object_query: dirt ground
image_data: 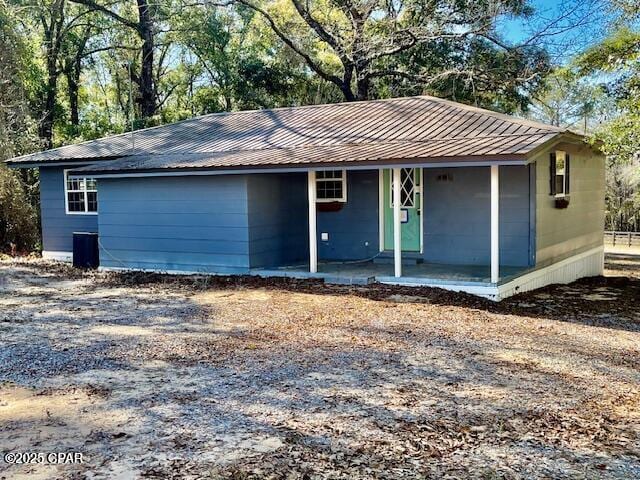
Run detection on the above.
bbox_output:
[0,254,639,479]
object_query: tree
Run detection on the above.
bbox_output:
[61,24,92,131]
[175,4,329,113]
[69,0,160,120]
[527,68,609,132]
[576,3,640,231]
[229,0,552,106]
[0,1,41,252]
[15,0,103,147]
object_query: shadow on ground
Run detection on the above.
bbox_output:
[0,256,639,479]
[92,253,640,333]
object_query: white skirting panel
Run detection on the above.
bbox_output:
[380,245,605,301]
[42,251,73,262]
[495,245,604,301]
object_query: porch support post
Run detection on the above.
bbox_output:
[308,170,318,273]
[393,167,402,278]
[490,165,499,284]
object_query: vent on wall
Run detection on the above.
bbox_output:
[436,173,453,182]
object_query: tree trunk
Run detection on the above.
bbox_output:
[137,0,156,120]
[66,55,81,128]
[356,79,369,100]
[41,60,58,149]
[340,64,356,101]
[40,0,65,149]
[355,66,370,101]
[66,31,89,130]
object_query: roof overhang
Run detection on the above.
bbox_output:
[6,157,121,169]
[69,155,528,178]
[523,131,596,162]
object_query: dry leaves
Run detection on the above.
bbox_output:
[0,257,639,479]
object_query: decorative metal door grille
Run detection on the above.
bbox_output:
[390,168,416,208]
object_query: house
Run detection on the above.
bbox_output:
[6,95,605,300]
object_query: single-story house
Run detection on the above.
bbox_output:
[6,95,605,300]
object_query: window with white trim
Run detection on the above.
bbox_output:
[316,170,347,202]
[550,150,570,197]
[65,171,98,214]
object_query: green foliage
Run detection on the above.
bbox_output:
[0,165,40,253]
[527,68,609,131]
[577,28,640,108]
[575,3,640,231]
[590,113,640,231]
[235,0,550,107]
[3,0,637,242]
[380,37,550,114]
[0,2,40,252]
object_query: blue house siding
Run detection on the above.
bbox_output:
[423,165,531,267]
[317,170,380,261]
[98,175,251,273]
[247,173,308,268]
[86,166,529,274]
[40,166,98,253]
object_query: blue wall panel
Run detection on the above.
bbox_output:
[98,175,251,273]
[84,166,530,273]
[423,165,531,267]
[317,170,379,260]
[39,166,98,252]
[247,173,308,268]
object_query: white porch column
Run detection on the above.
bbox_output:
[490,165,499,284]
[308,170,318,273]
[393,168,402,277]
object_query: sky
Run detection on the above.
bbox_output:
[497,0,608,63]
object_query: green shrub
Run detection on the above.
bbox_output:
[0,164,39,253]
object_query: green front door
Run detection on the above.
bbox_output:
[383,168,422,252]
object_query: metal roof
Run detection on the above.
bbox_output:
[7,95,574,172]
[72,134,558,175]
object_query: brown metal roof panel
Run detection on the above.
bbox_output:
[412,104,461,139]
[450,113,492,138]
[503,134,556,154]
[483,133,549,155]
[447,135,506,157]
[7,95,570,165]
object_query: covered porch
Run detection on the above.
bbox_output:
[246,162,536,298]
[299,163,533,286]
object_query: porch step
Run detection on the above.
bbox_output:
[373,251,423,266]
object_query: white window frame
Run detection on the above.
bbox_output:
[389,167,417,208]
[315,169,347,203]
[554,150,568,198]
[64,169,98,215]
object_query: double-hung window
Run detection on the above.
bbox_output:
[316,170,347,202]
[65,171,98,214]
[550,150,570,197]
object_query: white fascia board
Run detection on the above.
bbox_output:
[77,160,526,179]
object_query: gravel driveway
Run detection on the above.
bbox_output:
[0,257,639,479]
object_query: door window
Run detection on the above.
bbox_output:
[390,168,416,208]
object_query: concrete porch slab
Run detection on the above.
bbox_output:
[250,261,528,286]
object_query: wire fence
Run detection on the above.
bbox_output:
[605,231,640,247]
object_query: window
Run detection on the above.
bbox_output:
[316,170,347,202]
[550,150,570,197]
[65,171,98,214]
[390,168,417,208]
